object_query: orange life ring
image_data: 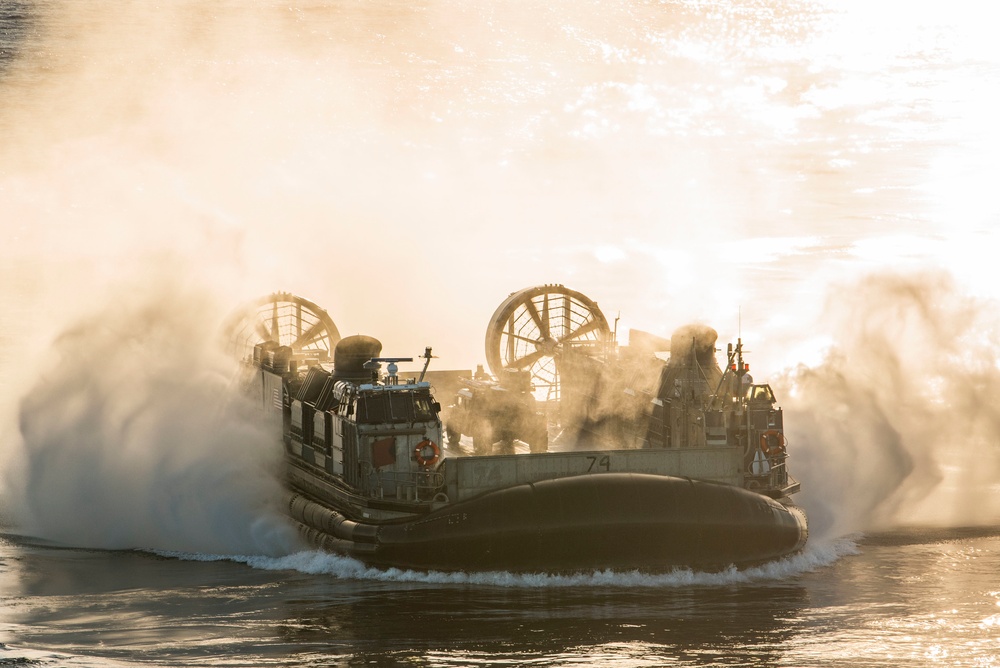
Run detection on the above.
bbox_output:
[414,439,440,467]
[760,430,786,456]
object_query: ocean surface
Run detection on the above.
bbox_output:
[3,0,1000,666]
[1,530,998,667]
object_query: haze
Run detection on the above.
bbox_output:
[1,0,999,549]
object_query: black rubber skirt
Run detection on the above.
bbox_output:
[293,473,808,573]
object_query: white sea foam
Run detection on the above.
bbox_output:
[166,536,859,589]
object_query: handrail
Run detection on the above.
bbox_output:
[372,469,445,501]
[745,452,789,492]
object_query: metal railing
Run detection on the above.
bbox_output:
[745,453,789,492]
[369,468,445,502]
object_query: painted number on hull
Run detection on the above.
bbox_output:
[586,455,611,472]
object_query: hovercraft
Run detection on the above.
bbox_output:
[229,288,807,573]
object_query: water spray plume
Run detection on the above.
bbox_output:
[9,281,301,555]
[780,270,1000,538]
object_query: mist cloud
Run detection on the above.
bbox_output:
[7,279,300,555]
[778,270,1000,538]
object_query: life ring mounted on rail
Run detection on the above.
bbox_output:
[414,439,440,467]
[760,430,786,456]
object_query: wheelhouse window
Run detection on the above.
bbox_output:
[356,394,388,423]
[746,384,776,404]
[389,393,413,421]
[413,390,435,421]
[356,390,437,424]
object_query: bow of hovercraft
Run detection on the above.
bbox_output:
[372,472,807,573]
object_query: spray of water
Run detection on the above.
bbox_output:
[170,537,857,588]
[7,274,300,555]
[778,270,1000,539]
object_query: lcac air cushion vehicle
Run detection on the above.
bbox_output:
[228,288,806,573]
